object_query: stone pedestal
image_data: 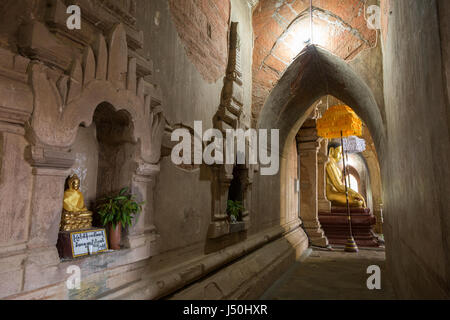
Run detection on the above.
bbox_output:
[56,228,108,259]
[318,207,380,247]
[297,120,328,247]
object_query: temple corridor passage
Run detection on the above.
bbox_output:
[260,248,396,300]
[0,0,449,300]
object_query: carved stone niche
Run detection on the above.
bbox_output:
[23,22,164,269]
[207,21,254,241]
[207,162,253,241]
[97,101,162,247]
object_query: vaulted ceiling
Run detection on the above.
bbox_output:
[252,0,378,122]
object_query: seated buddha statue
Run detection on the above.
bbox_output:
[60,174,93,231]
[326,146,366,208]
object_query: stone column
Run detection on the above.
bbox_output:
[318,139,332,213]
[297,120,329,247]
[238,165,253,224]
[0,124,32,298]
[126,162,160,252]
[0,51,41,297]
[208,165,233,238]
[24,146,75,291]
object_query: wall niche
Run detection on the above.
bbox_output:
[68,102,137,249]
[93,103,136,199]
[227,164,246,221]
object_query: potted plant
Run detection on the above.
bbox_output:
[226,200,244,223]
[96,187,144,250]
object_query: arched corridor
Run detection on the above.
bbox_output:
[0,0,449,303]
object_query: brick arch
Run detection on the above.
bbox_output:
[252,0,377,123]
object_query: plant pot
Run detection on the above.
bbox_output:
[108,222,122,250]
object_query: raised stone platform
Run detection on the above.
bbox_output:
[318,207,380,247]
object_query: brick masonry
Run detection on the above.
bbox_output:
[169,0,231,83]
[252,0,377,124]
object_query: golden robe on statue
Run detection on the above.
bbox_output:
[60,174,93,231]
[326,146,366,208]
[63,188,88,212]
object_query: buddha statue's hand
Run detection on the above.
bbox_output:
[349,192,365,207]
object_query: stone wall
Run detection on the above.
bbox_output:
[382,0,450,298]
[71,125,99,207]
[168,0,230,83]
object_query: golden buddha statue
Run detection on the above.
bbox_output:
[326,146,366,208]
[60,174,93,231]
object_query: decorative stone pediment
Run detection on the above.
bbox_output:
[27,23,165,167]
[208,22,253,240]
[214,22,244,132]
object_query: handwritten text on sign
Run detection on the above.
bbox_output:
[70,229,108,257]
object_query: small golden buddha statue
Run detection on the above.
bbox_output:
[60,174,93,231]
[326,146,366,208]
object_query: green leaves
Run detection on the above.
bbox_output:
[96,187,145,229]
[226,200,244,222]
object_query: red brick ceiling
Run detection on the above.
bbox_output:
[252,0,377,123]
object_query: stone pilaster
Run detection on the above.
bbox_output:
[208,165,233,238]
[24,148,75,291]
[297,120,329,247]
[361,150,384,235]
[374,202,384,234]
[126,162,160,251]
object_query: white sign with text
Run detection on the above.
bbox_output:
[70,229,108,257]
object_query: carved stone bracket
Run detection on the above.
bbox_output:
[25,146,75,169]
[135,161,160,178]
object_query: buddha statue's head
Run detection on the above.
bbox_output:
[67,174,81,191]
[329,146,343,162]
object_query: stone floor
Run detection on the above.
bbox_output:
[260,247,397,300]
